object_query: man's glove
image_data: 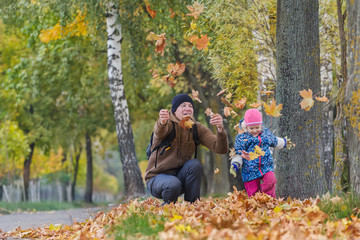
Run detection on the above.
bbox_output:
[230,163,240,178]
[285,136,296,149]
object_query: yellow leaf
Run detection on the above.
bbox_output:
[190,21,197,30]
[299,89,314,111]
[249,152,259,160]
[249,102,261,108]
[254,146,265,156]
[180,116,194,129]
[49,224,62,231]
[263,99,283,117]
[273,206,282,213]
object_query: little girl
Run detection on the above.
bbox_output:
[230,108,292,198]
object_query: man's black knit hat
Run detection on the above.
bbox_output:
[171,94,194,113]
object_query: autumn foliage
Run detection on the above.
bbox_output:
[2,189,360,239]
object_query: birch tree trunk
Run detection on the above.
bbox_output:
[345,0,360,194]
[106,3,145,198]
[275,0,326,199]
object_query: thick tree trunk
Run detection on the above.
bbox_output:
[71,146,82,201]
[106,2,145,199]
[345,0,360,194]
[84,134,93,203]
[331,0,348,194]
[23,142,35,201]
[275,0,326,199]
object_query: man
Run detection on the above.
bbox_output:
[145,93,229,203]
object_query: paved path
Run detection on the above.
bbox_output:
[0,207,106,233]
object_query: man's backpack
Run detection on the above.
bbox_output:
[146,121,200,167]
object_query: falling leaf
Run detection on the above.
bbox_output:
[192,90,202,103]
[149,69,160,78]
[146,5,157,18]
[196,35,210,50]
[250,102,262,108]
[299,89,314,111]
[186,1,204,20]
[225,92,232,100]
[146,32,159,41]
[230,110,238,117]
[162,75,176,88]
[217,88,227,96]
[214,168,220,174]
[234,125,244,135]
[188,35,199,43]
[179,116,194,129]
[204,108,214,117]
[315,96,329,102]
[167,62,185,76]
[263,99,283,117]
[234,98,247,109]
[221,97,234,108]
[169,8,175,18]
[260,91,274,96]
[224,107,232,117]
[155,33,167,56]
[330,196,343,204]
[190,21,197,30]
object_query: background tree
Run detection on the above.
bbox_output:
[275,0,326,198]
[345,0,360,195]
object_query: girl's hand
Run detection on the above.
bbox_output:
[241,150,250,161]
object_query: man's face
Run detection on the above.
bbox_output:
[247,124,262,137]
[174,102,194,120]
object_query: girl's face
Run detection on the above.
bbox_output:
[247,124,262,137]
[174,102,194,120]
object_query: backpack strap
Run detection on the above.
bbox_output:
[153,121,176,168]
[192,123,200,159]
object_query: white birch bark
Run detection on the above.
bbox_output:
[106,2,145,198]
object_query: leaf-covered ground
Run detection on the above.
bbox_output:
[1,189,360,239]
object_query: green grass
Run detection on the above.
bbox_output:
[110,213,165,240]
[0,201,110,213]
[318,191,360,221]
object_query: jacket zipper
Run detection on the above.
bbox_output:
[258,135,263,176]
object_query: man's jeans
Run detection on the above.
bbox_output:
[146,159,203,203]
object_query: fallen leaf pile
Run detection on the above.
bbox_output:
[2,189,360,239]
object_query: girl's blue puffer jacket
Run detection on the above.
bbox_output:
[234,125,280,183]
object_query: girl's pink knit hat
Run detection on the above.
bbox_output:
[244,109,263,126]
